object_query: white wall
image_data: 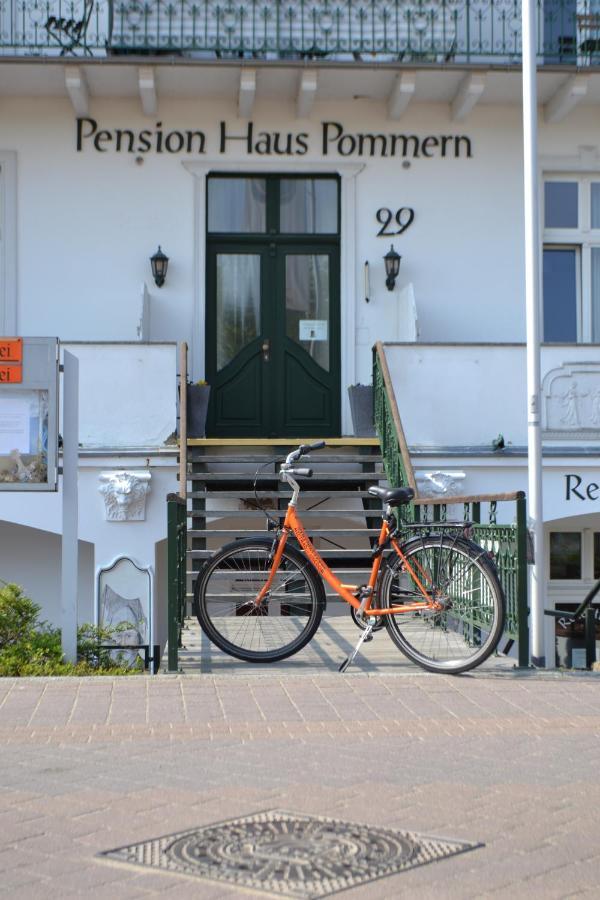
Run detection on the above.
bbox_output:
[384,343,600,449]
[63,342,177,448]
[0,97,530,381]
[3,96,600,381]
[0,522,94,624]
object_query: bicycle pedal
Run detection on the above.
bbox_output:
[338,657,350,673]
[363,633,374,643]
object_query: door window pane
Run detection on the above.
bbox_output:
[285,255,330,371]
[550,532,581,579]
[280,179,338,234]
[543,247,578,342]
[216,254,260,370]
[544,181,578,228]
[208,178,266,233]
[591,183,600,228]
[592,247,600,342]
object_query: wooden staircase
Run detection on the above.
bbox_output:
[186,437,386,617]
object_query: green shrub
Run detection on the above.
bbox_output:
[0,582,144,677]
[0,583,41,649]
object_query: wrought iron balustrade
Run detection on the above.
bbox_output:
[0,0,598,64]
[373,341,529,666]
[167,492,187,672]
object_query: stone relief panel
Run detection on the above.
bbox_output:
[543,363,600,438]
[415,471,466,497]
[98,471,152,521]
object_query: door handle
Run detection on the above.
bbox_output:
[262,338,270,363]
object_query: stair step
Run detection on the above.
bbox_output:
[187,473,383,483]
[189,549,390,560]
[187,455,382,464]
[188,490,387,499]
[188,528,379,537]
[188,509,383,518]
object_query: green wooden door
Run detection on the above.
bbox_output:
[206,176,340,438]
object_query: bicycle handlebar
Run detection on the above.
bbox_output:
[285,441,326,464]
[287,467,313,478]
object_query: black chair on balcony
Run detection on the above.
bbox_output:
[44,0,95,55]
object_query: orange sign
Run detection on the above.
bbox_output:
[0,338,22,363]
[0,365,22,384]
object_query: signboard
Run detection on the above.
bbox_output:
[0,338,23,362]
[0,337,59,491]
[0,337,23,383]
[0,365,23,384]
[299,320,328,341]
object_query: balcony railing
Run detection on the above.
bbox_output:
[1,0,599,65]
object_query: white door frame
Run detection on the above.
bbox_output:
[183,159,364,436]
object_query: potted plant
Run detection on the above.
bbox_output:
[186,379,211,438]
[347,383,375,437]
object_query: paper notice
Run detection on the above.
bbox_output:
[0,397,30,454]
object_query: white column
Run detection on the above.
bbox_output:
[522,0,546,666]
[61,350,79,663]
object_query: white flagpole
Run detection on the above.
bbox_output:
[522,0,546,666]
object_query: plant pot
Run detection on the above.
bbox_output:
[348,384,375,437]
[186,384,211,438]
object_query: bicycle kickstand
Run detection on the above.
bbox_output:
[339,624,374,674]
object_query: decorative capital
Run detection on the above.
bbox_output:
[98,471,151,521]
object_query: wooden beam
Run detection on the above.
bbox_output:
[138,66,158,117]
[238,69,256,119]
[451,73,486,122]
[65,66,89,116]
[544,75,588,124]
[296,70,318,119]
[387,72,416,121]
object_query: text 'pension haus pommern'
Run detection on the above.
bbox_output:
[76,119,473,159]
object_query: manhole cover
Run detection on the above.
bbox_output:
[100,810,481,897]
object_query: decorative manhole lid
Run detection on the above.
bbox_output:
[100,810,481,897]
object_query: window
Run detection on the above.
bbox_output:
[543,177,600,343]
[550,532,581,579]
[550,530,600,581]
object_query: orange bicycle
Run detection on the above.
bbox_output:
[194,441,506,674]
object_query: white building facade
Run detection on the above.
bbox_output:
[1,0,599,663]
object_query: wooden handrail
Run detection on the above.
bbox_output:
[414,490,526,506]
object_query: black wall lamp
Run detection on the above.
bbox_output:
[150,246,169,288]
[384,244,401,291]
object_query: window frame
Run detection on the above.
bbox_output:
[548,528,599,584]
[543,174,600,343]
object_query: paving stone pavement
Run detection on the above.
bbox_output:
[1,669,600,898]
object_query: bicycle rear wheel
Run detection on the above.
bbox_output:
[194,538,325,663]
[380,535,505,674]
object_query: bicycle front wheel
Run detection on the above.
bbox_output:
[380,535,505,674]
[194,538,325,663]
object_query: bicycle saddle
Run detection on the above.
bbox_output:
[368,486,415,505]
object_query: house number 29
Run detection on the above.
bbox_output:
[376,207,415,236]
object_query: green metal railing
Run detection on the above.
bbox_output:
[167,492,187,672]
[2,0,599,64]
[373,341,529,667]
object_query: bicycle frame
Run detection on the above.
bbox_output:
[256,491,439,617]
